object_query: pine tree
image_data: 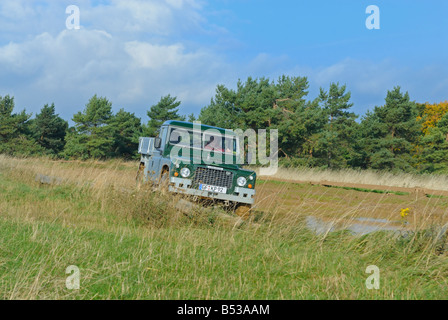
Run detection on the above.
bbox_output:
[63,95,114,159]
[187,113,196,122]
[313,83,358,168]
[270,76,317,160]
[109,109,142,159]
[199,75,317,163]
[31,103,68,155]
[359,87,420,172]
[199,84,240,128]
[0,95,26,143]
[143,95,185,137]
[418,112,448,173]
[0,95,43,156]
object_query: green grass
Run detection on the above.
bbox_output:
[258,178,410,195]
[426,194,448,199]
[323,184,410,196]
[0,159,447,299]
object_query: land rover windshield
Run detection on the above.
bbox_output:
[168,127,238,155]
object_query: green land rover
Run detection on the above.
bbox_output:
[137,120,256,216]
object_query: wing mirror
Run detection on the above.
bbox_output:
[154,137,162,149]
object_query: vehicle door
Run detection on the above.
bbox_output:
[149,126,168,181]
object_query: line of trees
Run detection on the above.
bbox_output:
[1,75,448,173]
[199,76,448,174]
[0,93,185,160]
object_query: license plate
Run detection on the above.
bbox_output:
[199,184,227,194]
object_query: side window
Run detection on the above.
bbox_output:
[169,128,191,146]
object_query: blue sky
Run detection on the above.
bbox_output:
[0,0,447,124]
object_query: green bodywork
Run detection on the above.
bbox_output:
[138,120,256,205]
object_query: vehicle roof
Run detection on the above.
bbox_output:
[162,120,235,135]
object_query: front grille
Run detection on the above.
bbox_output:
[193,167,233,189]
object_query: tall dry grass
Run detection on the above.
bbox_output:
[0,155,447,299]
[256,166,448,191]
[0,154,137,190]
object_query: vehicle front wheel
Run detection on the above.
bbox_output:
[158,170,170,193]
[135,163,145,190]
[235,204,252,219]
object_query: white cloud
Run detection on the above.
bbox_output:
[299,58,448,111]
[125,42,187,69]
[0,0,35,20]
[0,0,209,44]
[311,58,403,95]
[84,0,206,36]
[0,0,226,119]
[0,25,230,120]
[0,0,447,122]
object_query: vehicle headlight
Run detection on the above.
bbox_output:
[180,168,191,178]
[237,177,247,187]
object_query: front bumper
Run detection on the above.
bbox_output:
[169,177,255,205]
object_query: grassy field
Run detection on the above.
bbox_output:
[257,166,448,191]
[0,155,447,299]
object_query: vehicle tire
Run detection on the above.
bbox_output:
[158,170,170,193]
[135,163,145,190]
[235,204,252,219]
